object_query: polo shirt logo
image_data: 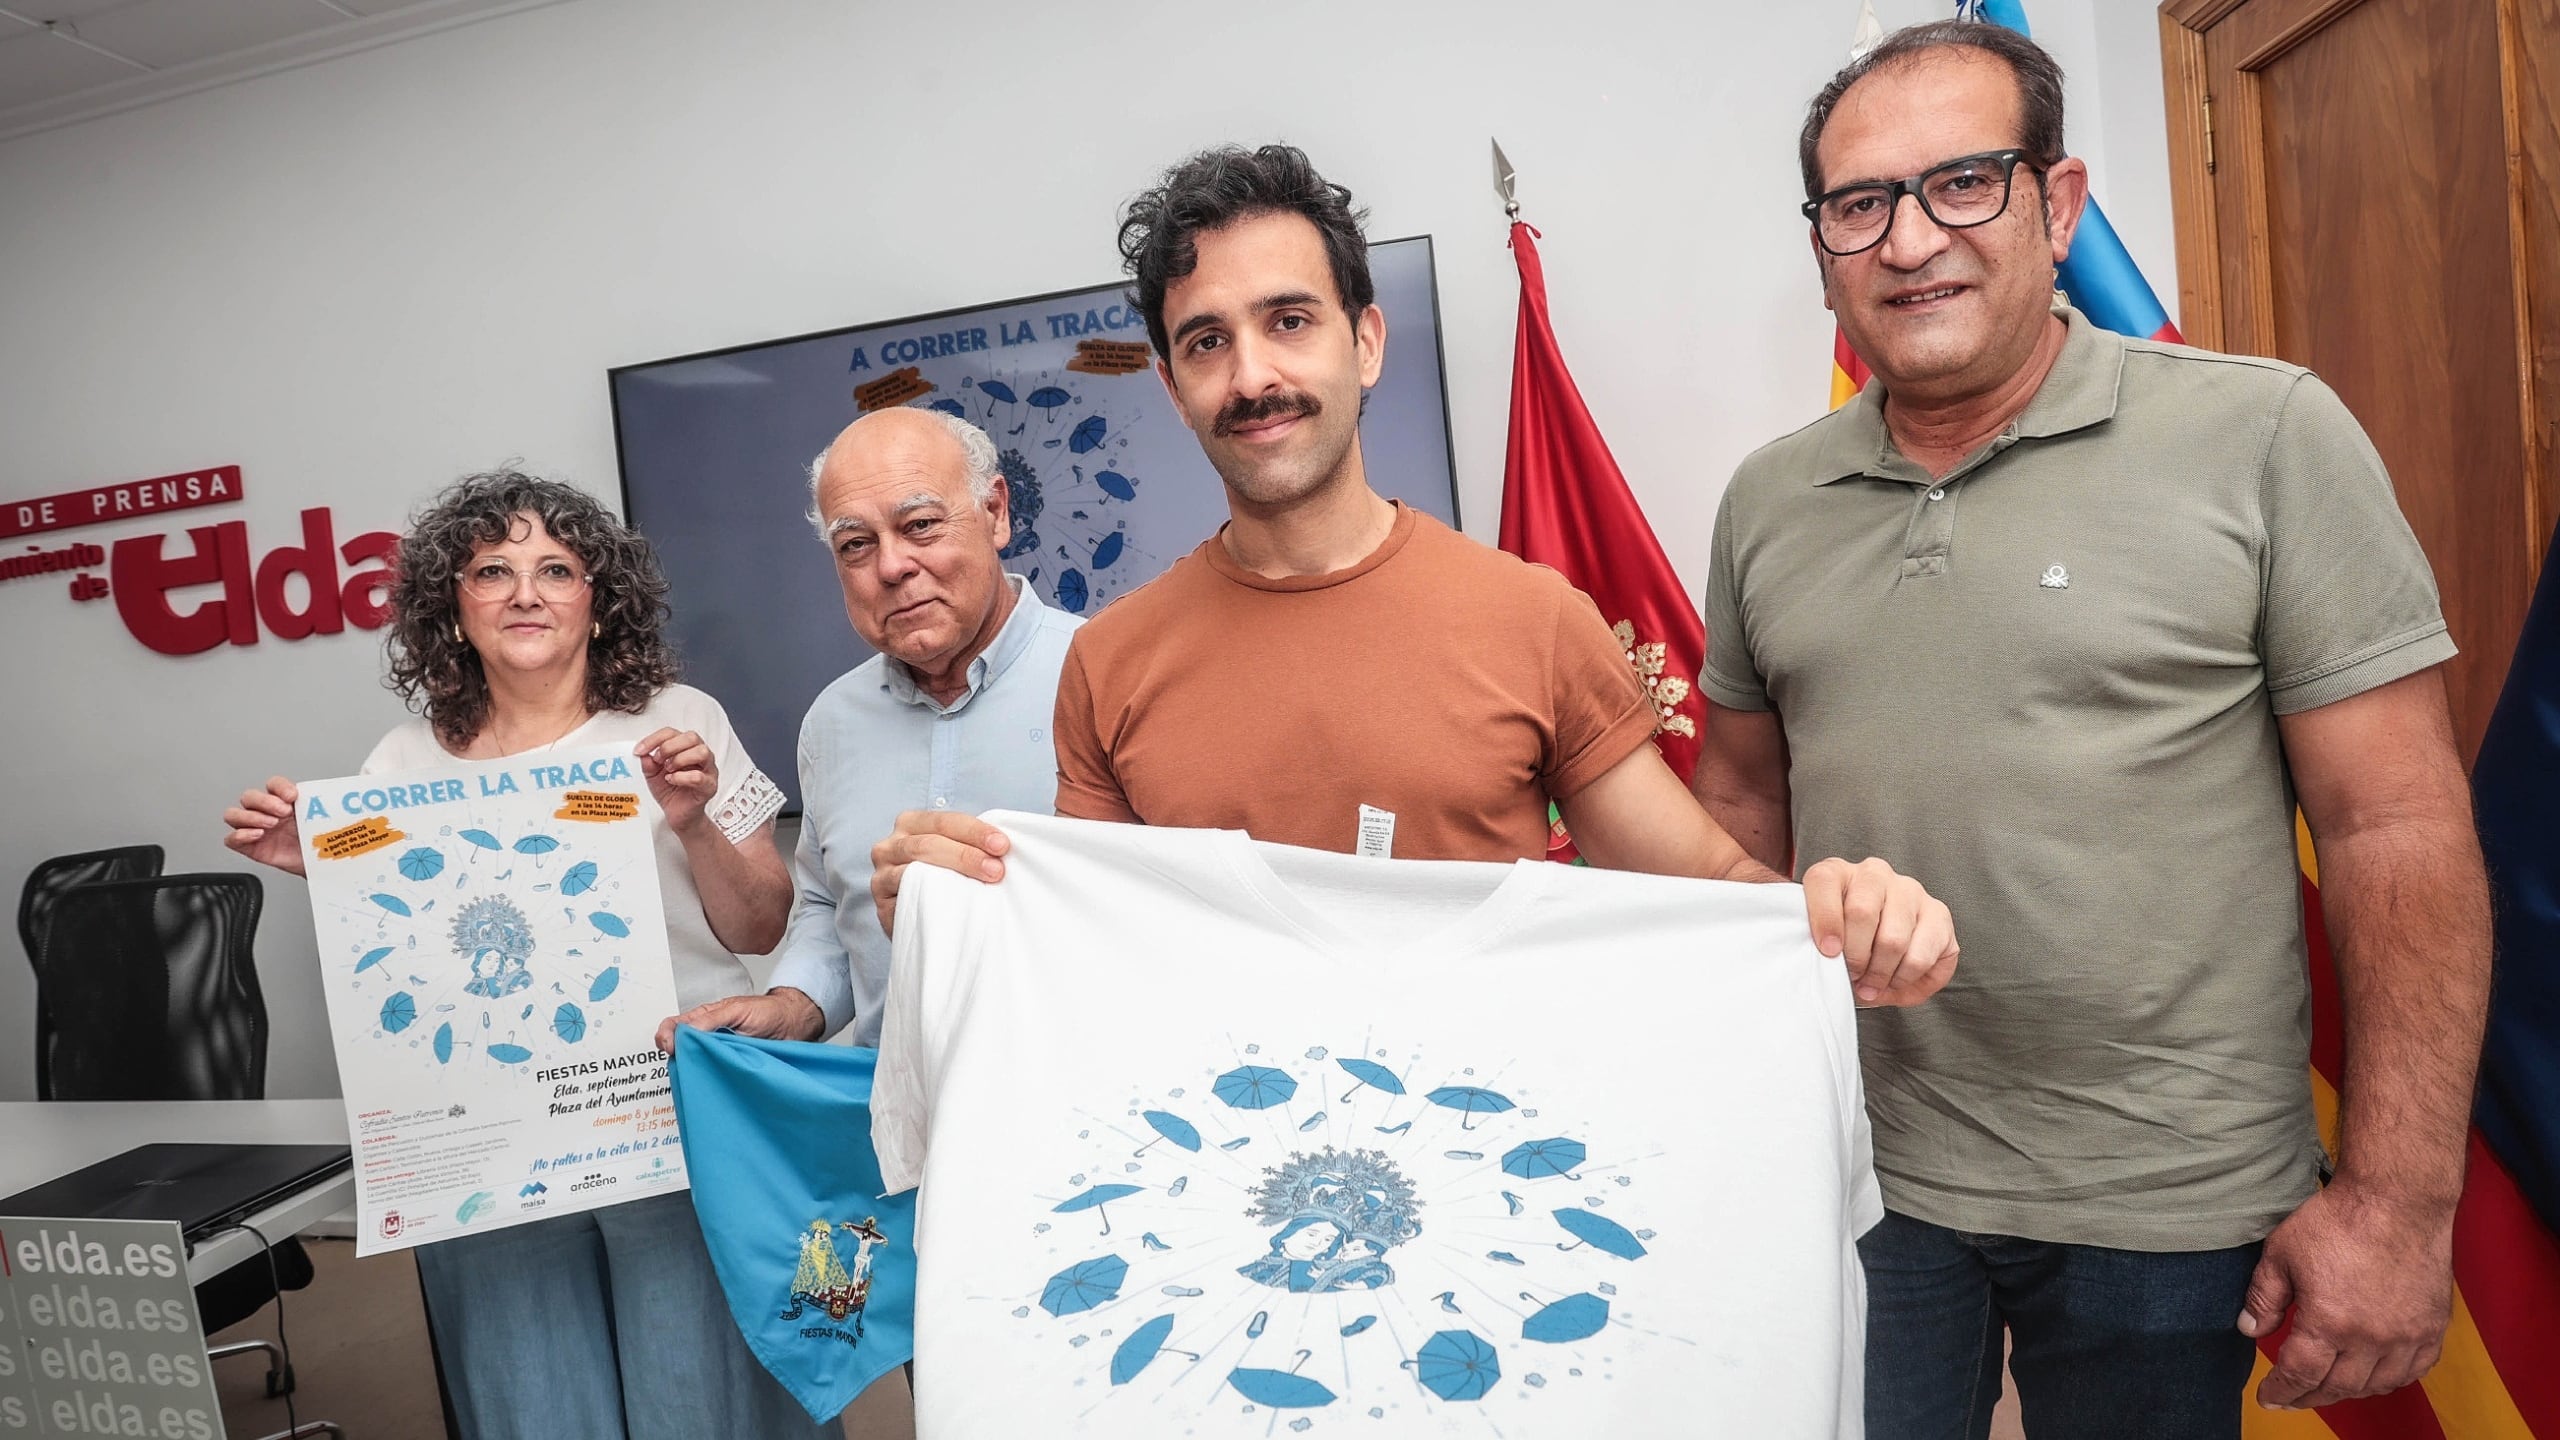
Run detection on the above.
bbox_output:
[2039,565,2070,590]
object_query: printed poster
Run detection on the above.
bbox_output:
[297,744,686,1255]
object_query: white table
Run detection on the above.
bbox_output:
[0,1100,353,1283]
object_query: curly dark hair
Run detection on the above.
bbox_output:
[1118,144,1375,360]
[1799,20,2066,198]
[384,469,677,750]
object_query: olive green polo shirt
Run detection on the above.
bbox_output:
[1702,307,2454,1250]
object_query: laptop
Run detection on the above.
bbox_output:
[0,1143,352,1246]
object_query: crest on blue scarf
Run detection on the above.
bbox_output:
[784,1216,892,1337]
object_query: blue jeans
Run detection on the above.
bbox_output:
[1860,1209,2261,1440]
[414,1190,836,1440]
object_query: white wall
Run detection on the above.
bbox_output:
[0,0,2173,1100]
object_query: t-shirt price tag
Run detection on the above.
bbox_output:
[1355,804,1395,858]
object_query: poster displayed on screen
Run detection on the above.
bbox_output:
[294,746,687,1255]
[610,236,1459,811]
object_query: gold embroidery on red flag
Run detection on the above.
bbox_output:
[1612,620,1699,741]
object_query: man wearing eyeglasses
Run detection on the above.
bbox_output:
[1692,18,2491,1438]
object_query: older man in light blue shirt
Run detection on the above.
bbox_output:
[657,407,1076,1049]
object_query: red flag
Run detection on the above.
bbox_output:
[1498,222,1706,862]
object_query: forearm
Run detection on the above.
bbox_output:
[1690,711,1794,876]
[676,820,792,956]
[1691,768,1790,876]
[2320,815,2493,1211]
[1579,815,1779,884]
[764,919,856,1038]
[1560,745,1780,884]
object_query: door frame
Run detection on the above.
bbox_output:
[2157,0,2560,585]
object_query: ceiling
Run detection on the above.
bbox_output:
[0,0,566,141]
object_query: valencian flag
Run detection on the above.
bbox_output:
[1496,218,1707,865]
[1919,3,2560,1435]
[669,1027,917,1421]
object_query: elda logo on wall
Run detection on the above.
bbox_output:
[4,466,399,654]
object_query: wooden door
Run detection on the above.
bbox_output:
[2159,0,2560,762]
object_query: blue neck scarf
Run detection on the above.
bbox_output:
[670,1027,916,1421]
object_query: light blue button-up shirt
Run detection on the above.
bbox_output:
[766,575,1079,1043]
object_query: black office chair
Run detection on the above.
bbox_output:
[32,873,323,1408]
[17,844,164,1097]
[35,873,270,1101]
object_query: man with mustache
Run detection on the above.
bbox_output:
[875,143,1961,1001]
[1693,19,2491,1435]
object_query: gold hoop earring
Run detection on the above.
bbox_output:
[453,623,465,643]
[591,622,602,641]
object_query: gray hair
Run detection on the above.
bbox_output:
[803,407,1004,542]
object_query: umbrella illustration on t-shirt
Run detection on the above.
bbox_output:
[1107,1315,1199,1385]
[1038,1254,1127,1317]
[1407,1329,1500,1401]
[1131,1111,1200,1157]
[1426,1085,1515,1130]
[1226,1350,1334,1409]
[1520,1291,1609,1343]
[1213,1065,1297,1110]
[1552,1207,1647,1260]
[1501,1137,1586,1181]
[1053,1184,1143,1236]
[1336,1058,1406,1103]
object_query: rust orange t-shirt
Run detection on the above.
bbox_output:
[1051,502,1657,861]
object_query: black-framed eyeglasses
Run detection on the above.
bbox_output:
[1801,149,2043,256]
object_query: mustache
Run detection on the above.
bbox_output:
[1213,391,1322,436]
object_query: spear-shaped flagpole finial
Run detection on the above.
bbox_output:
[1851,0,1885,59]
[1492,138,1519,220]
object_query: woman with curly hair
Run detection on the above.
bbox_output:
[222,470,828,1439]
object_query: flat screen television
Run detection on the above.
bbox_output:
[609,235,1461,811]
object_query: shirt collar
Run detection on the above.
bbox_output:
[1811,304,2126,486]
[878,572,1047,712]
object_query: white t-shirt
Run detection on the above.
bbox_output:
[879,811,1879,1439]
[362,683,785,1013]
